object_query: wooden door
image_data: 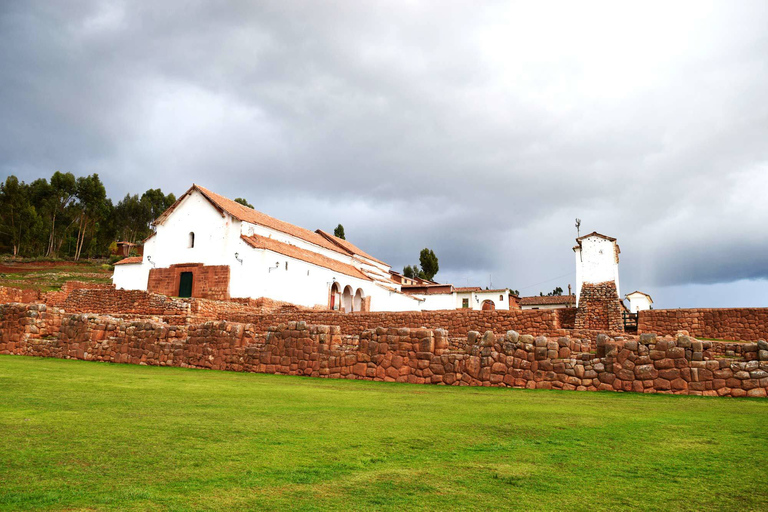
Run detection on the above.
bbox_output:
[178,272,193,298]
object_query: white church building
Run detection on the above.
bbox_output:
[113,184,467,312]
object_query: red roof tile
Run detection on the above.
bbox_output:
[315,229,388,266]
[240,235,371,282]
[114,256,143,266]
[157,185,353,258]
[520,295,576,306]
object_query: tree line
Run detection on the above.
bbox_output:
[0,172,175,260]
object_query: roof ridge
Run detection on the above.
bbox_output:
[240,234,371,282]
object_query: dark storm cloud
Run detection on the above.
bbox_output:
[2,1,768,306]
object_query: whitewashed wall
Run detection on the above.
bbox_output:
[112,260,151,290]
[626,293,652,313]
[574,236,620,307]
[472,290,511,311]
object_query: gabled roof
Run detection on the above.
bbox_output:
[114,256,143,265]
[520,295,576,306]
[576,231,617,242]
[573,231,620,253]
[626,291,653,302]
[156,185,353,258]
[240,235,371,281]
[315,229,388,266]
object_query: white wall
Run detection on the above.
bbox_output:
[229,239,422,311]
[472,290,511,311]
[146,190,242,269]
[112,260,151,290]
[418,293,458,311]
[575,236,620,307]
[626,294,652,313]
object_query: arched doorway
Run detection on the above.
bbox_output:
[330,282,341,310]
[353,288,364,312]
[342,286,353,313]
[481,300,495,311]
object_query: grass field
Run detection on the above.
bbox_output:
[1,356,767,511]
[0,258,113,292]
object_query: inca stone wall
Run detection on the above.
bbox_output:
[639,308,768,342]
[1,303,766,398]
[574,281,624,332]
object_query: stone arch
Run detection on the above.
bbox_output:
[330,281,341,311]
[342,285,354,313]
[353,288,364,312]
[481,299,495,311]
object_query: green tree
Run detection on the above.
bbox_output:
[46,172,77,257]
[234,198,253,208]
[403,265,418,279]
[0,176,40,256]
[73,174,107,261]
[334,224,345,240]
[419,248,439,281]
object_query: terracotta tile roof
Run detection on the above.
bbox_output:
[454,287,482,292]
[315,229,388,266]
[520,295,576,306]
[114,256,143,266]
[576,231,616,242]
[157,185,352,258]
[240,235,371,281]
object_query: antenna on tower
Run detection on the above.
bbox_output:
[575,218,581,238]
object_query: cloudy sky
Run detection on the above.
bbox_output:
[2,1,768,308]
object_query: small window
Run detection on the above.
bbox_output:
[188,232,195,248]
[499,294,504,301]
[462,298,469,308]
[285,261,288,270]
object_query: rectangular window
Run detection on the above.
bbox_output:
[462,298,469,308]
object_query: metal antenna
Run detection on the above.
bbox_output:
[575,218,581,238]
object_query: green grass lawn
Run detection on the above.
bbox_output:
[0,259,112,292]
[1,356,767,511]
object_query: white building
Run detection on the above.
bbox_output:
[113,184,429,312]
[625,291,653,313]
[573,232,621,307]
[400,285,515,311]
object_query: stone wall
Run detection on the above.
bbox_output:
[575,281,623,332]
[219,308,575,338]
[41,281,115,307]
[0,286,39,304]
[148,263,230,300]
[1,303,766,398]
[62,289,192,317]
[639,308,768,342]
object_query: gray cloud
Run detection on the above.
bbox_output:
[2,0,768,307]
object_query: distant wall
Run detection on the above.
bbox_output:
[1,303,766,397]
[639,308,768,342]
[216,308,576,338]
[0,286,39,304]
[62,288,192,316]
